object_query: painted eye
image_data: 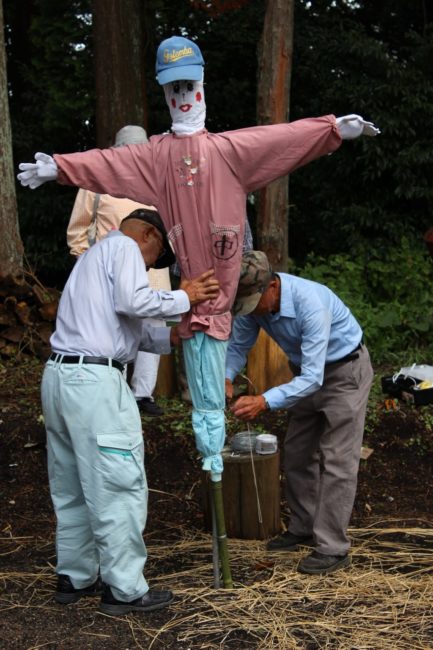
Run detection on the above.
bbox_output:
[173,82,180,93]
[187,82,194,92]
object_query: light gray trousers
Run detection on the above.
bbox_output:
[285,345,373,555]
[42,359,148,601]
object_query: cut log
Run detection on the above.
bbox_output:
[0,276,59,360]
[15,301,34,326]
[202,449,281,540]
[38,301,58,322]
[2,325,25,343]
[0,305,16,326]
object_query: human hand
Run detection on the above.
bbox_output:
[180,269,219,306]
[225,378,234,400]
[17,152,58,189]
[230,395,267,421]
[336,114,380,139]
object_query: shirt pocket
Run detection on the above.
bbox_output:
[96,431,145,492]
[210,223,241,266]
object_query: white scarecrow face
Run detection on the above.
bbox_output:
[163,78,206,135]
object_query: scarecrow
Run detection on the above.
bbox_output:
[18,35,380,586]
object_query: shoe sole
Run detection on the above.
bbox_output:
[266,538,314,552]
[98,595,174,615]
[55,591,101,604]
[140,412,163,417]
[297,555,351,575]
[55,593,81,604]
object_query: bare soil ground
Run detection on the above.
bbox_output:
[0,357,432,649]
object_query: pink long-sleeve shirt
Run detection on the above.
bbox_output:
[54,116,341,340]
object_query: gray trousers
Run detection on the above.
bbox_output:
[285,345,373,555]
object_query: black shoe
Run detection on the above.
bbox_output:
[137,397,164,417]
[99,585,174,615]
[55,574,103,604]
[266,531,314,552]
[297,551,351,575]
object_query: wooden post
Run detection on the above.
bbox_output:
[154,352,177,398]
[203,450,281,540]
[246,329,292,395]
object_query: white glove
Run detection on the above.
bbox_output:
[17,152,58,189]
[336,114,380,140]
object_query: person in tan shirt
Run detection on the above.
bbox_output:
[66,125,171,416]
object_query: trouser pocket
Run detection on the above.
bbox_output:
[96,432,145,492]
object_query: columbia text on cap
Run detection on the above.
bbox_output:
[156,36,204,85]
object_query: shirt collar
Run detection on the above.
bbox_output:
[274,273,296,318]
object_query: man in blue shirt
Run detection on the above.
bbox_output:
[225,251,373,575]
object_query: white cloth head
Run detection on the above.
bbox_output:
[163,77,206,136]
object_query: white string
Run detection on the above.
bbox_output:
[247,422,263,524]
[236,373,264,525]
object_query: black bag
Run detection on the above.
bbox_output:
[381,366,433,406]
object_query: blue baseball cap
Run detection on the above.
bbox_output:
[156,36,204,85]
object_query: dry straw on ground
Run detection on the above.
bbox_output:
[1,521,432,649]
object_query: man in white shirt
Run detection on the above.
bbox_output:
[43,208,219,615]
[66,125,170,417]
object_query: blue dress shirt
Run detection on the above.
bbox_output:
[226,273,363,409]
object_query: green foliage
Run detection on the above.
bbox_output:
[289,0,433,262]
[298,235,433,363]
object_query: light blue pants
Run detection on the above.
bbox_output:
[41,359,148,601]
[182,334,228,478]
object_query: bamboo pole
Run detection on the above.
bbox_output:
[210,475,233,589]
[211,496,221,589]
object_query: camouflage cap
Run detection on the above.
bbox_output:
[232,251,273,317]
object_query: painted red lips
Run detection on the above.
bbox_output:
[180,104,192,112]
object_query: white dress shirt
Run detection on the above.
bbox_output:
[51,231,189,362]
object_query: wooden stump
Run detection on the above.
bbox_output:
[247,329,292,394]
[202,449,281,540]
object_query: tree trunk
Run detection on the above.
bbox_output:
[0,0,24,280]
[248,1,295,394]
[92,0,148,148]
[256,0,294,271]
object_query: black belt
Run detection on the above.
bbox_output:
[326,341,363,367]
[49,353,124,373]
